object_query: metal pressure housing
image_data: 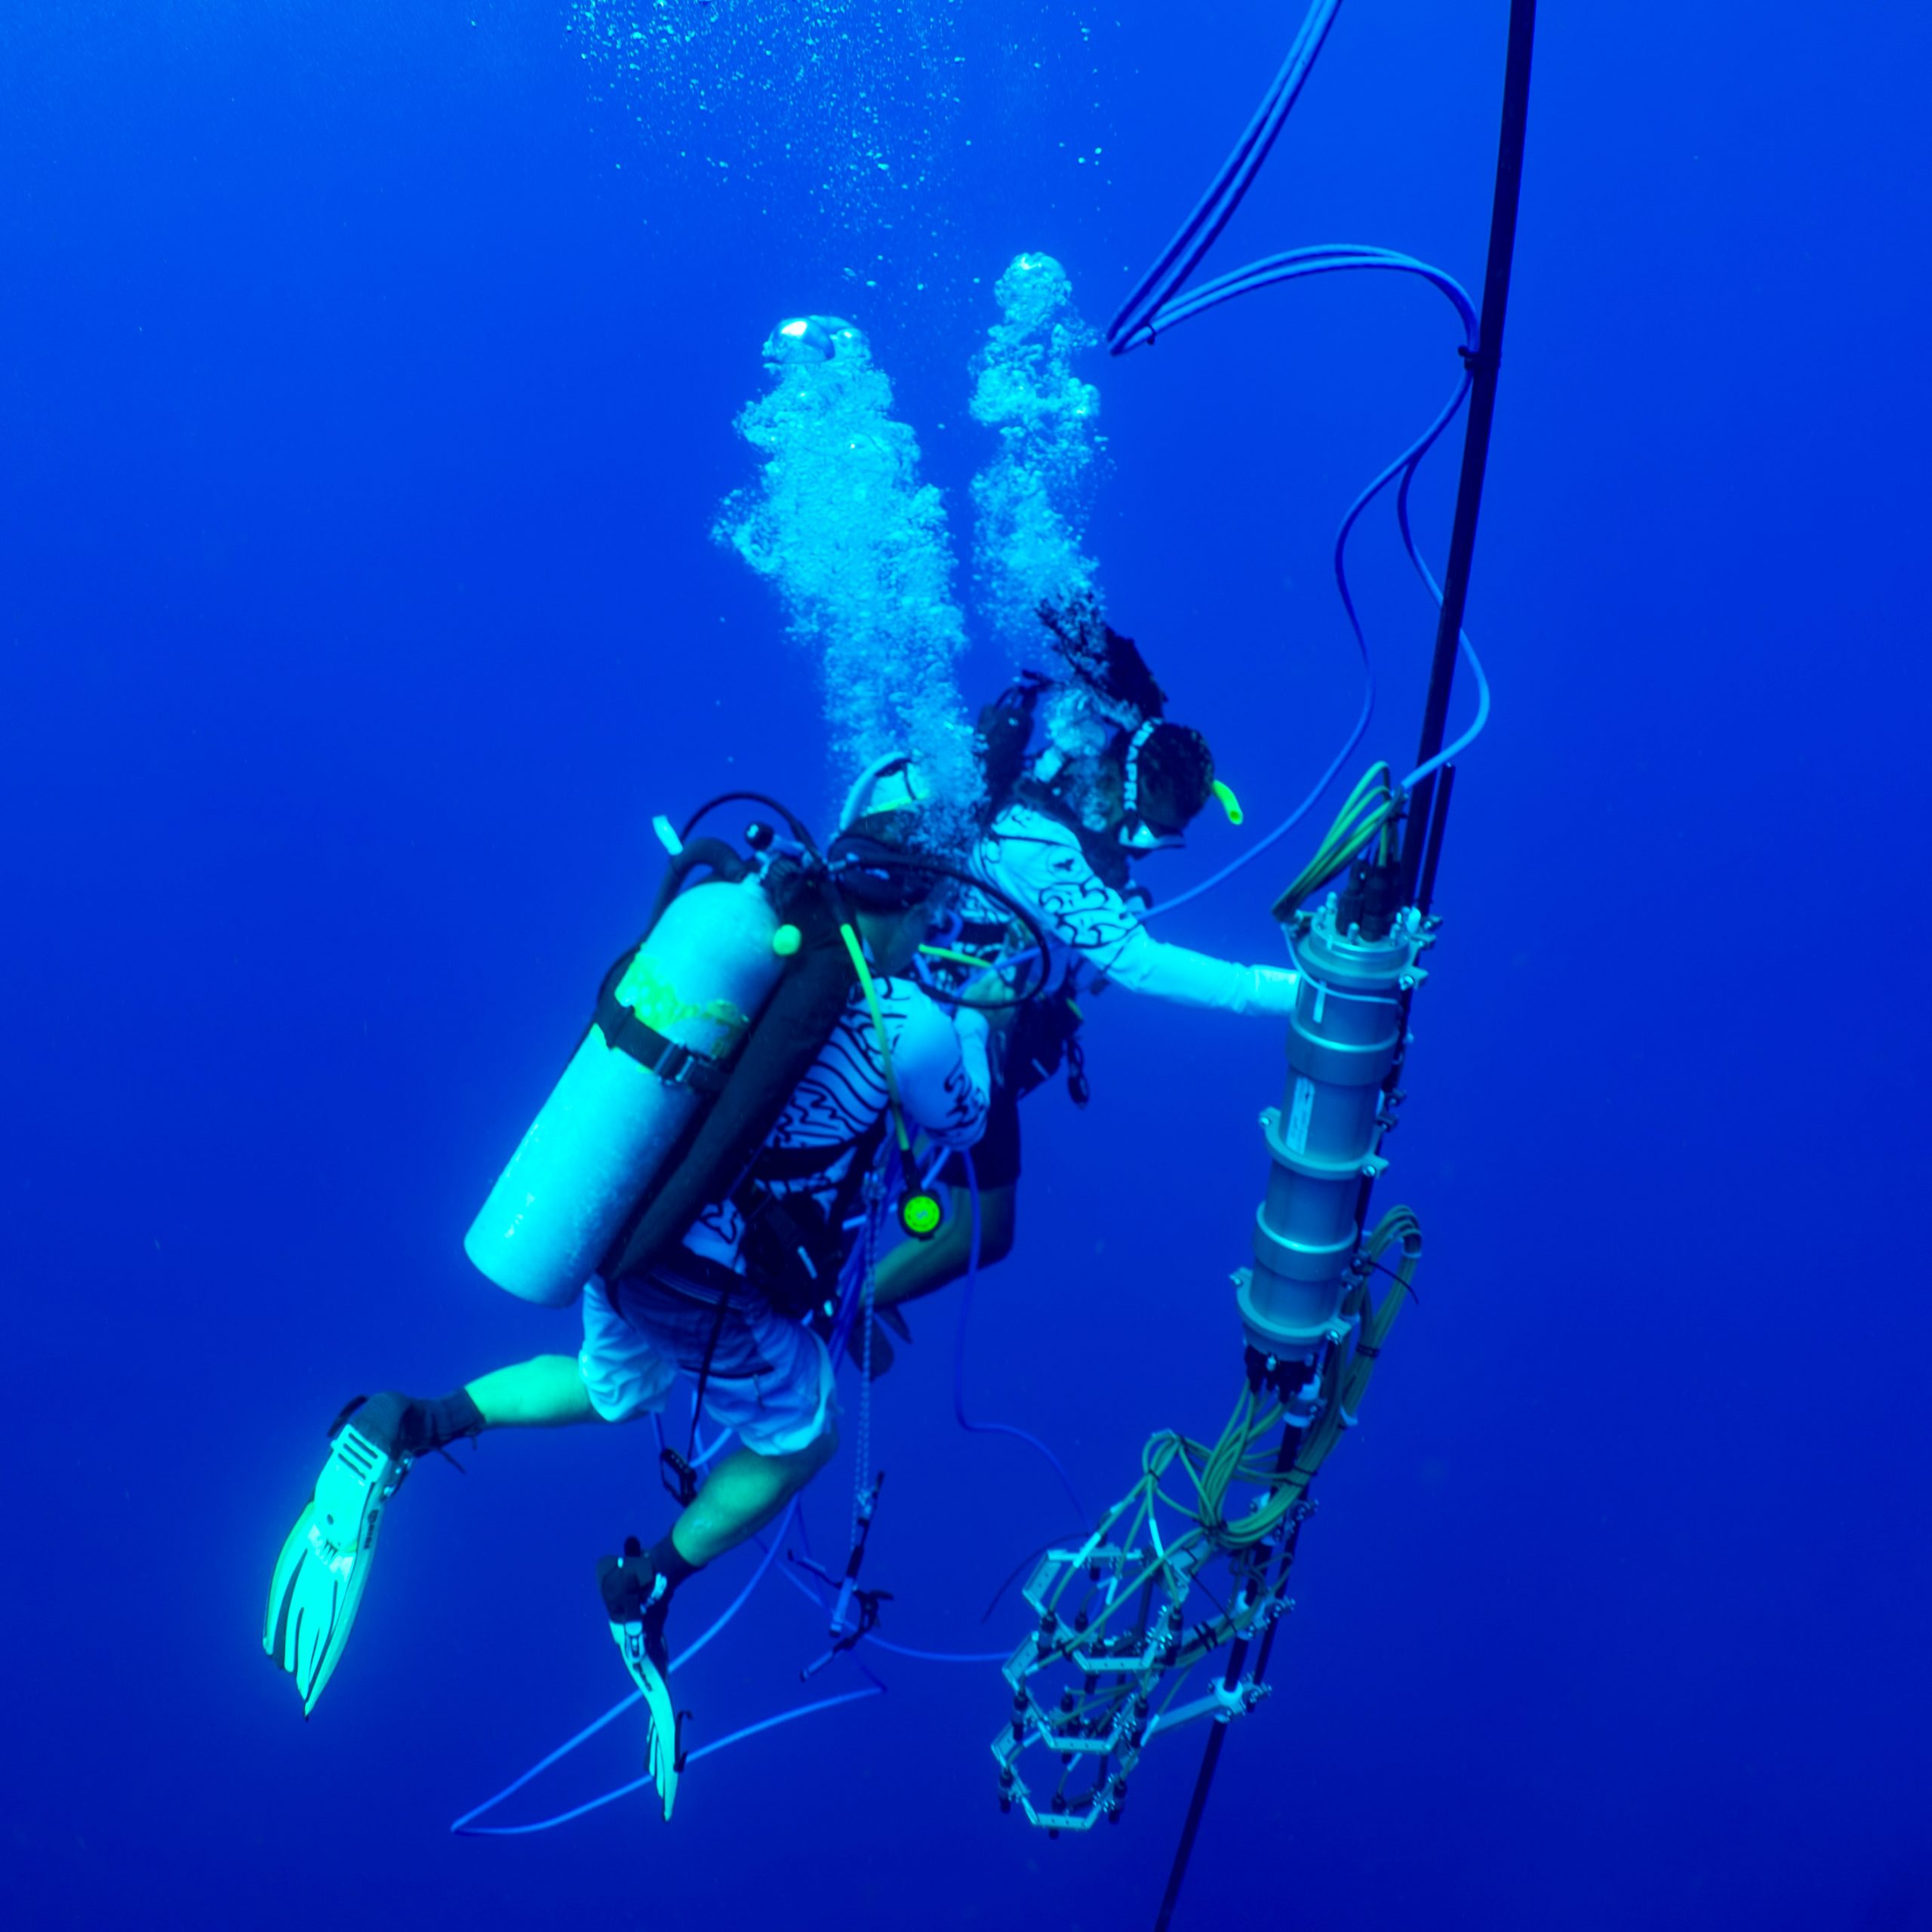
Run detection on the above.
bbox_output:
[1237,892,1424,1360]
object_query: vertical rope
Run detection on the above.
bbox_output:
[852,1189,878,1548]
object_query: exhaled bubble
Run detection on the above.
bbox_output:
[715,313,978,833]
[968,252,1109,655]
[567,0,966,225]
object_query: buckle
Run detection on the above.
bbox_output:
[651,1038,696,1086]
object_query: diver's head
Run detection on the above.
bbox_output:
[1109,719,1218,854]
[838,752,930,832]
[828,812,939,973]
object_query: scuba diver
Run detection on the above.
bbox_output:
[869,595,1298,1312]
[264,811,990,1824]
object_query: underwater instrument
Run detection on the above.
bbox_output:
[792,1472,892,1680]
[448,0,1534,1851]
[990,3,1538,1918]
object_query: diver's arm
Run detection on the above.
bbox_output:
[1097,923,1298,1015]
[987,818,1296,1017]
[872,1181,1017,1308]
[894,1000,992,1146]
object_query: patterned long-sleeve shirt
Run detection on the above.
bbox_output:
[970,803,1297,1015]
[684,980,989,1275]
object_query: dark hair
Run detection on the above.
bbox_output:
[1134,722,1216,829]
[826,814,936,912]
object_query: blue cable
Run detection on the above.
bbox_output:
[1100,0,1494,921]
[451,1689,886,1837]
[1144,638,1374,924]
[688,1692,883,1766]
[1128,245,1476,349]
[952,1154,1094,1531]
[447,1688,643,1835]
[454,1158,963,1835]
[686,1391,733,1469]
[1108,0,1346,344]
[450,1496,802,1835]
[868,1636,1011,1665]
[450,1112,1104,1837]
[771,1496,1012,1666]
[1143,279,1475,923]
[1392,457,1494,788]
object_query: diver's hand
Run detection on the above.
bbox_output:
[1247,964,1300,1018]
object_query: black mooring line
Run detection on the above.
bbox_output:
[1414,760,1458,916]
[1398,0,1538,904]
[1152,1634,1250,1932]
[1154,1442,1305,1931]
[1151,8,1537,1926]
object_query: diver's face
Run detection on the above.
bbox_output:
[1118,774,1195,856]
[1092,758,1128,832]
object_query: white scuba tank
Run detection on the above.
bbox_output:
[463,875,792,1307]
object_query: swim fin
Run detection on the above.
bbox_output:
[598,1538,681,1822]
[263,1404,411,1717]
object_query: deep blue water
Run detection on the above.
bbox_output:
[5,4,1930,1928]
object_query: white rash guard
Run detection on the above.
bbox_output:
[971,802,1297,1017]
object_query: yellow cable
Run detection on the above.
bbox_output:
[918,943,998,971]
[839,921,915,1164]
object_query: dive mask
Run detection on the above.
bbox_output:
[1118,813,1189,855]
[1118,718,1218,854]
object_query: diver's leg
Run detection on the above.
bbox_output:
[317,1350,601,1465]
[263,1377,493,1715]
[667,1425,839,1564]
[466,1355,601,1428]
[874,1078,1022,1307]
[595,1294,836,1820]
[601,1284,841,1582]
[648,1306,841,1567]
[265,1341,609,1715]
[872,1179,1018,1307]
[977,1180,1018,1264]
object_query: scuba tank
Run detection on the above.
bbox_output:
[463,854,801,1309]
[466,789,1041,1309]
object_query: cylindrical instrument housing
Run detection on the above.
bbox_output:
[1238,896,1420,1358]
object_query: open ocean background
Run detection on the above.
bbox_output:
[5,4,1929,1927]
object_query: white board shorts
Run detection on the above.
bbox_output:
[578,1272,838,1458]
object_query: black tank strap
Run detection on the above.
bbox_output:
[598,921,857,1286]
[1007,782,1134,890]
[591,961,734,1097]
[743,1134,866,1185]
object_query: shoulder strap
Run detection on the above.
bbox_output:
[1011,781,1133,890]
[599,902,855,1285]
